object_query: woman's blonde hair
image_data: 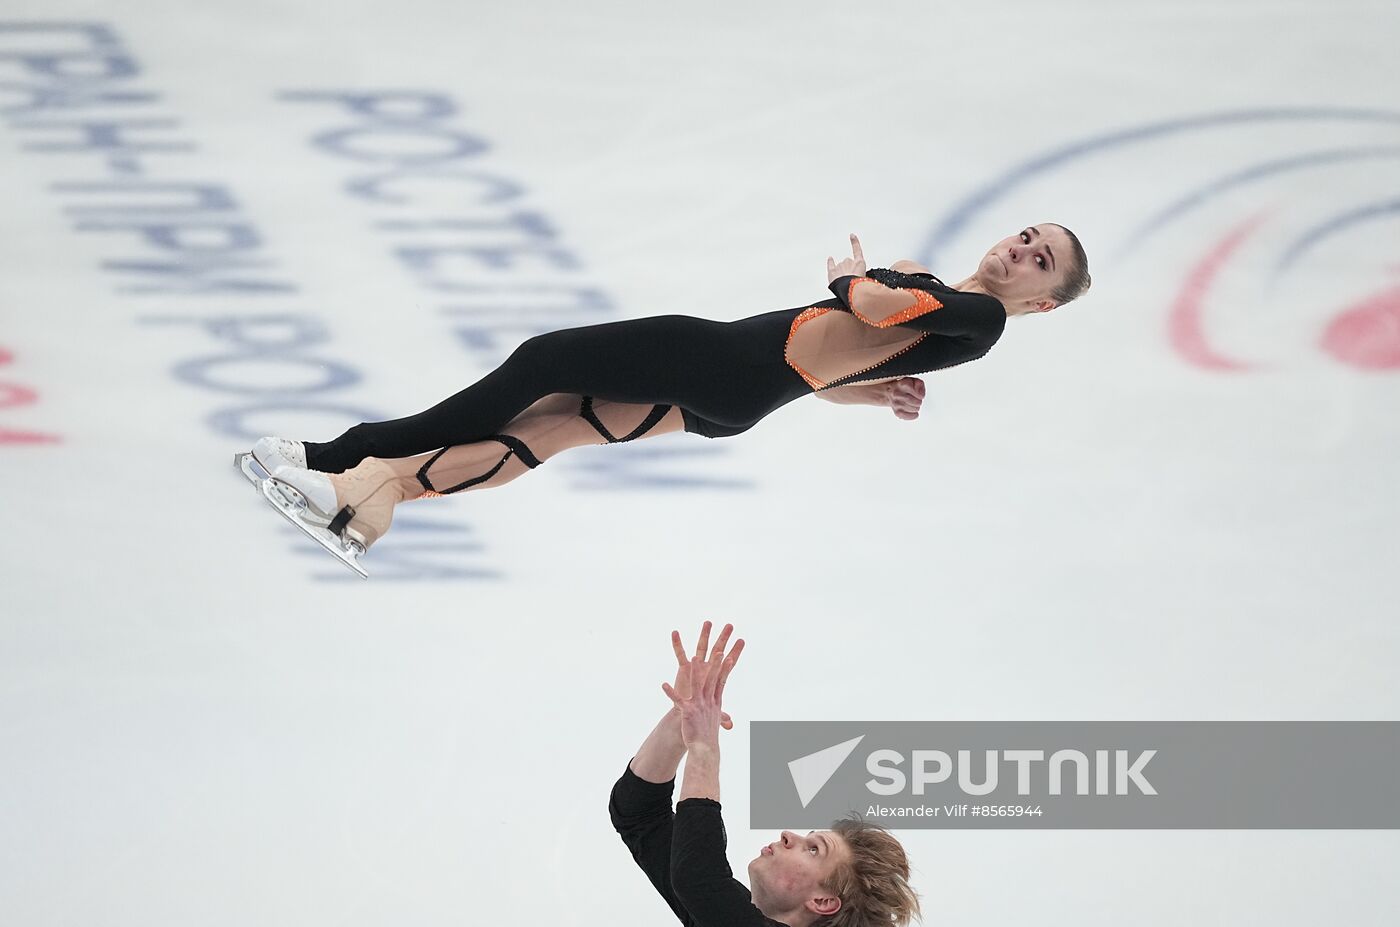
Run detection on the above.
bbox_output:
[1049,223,1092,306]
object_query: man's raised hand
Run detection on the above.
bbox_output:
[662,620,745,750]
[670,622,735,730]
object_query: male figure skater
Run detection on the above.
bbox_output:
[610,622,921,927]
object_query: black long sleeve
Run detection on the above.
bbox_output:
[609,764,692,924]
[672,798,782,927]
[610,765,784,927]
[828,268,1006,343]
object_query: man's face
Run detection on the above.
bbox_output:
[747,829,850,915]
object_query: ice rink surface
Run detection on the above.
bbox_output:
[2,1,1398,923]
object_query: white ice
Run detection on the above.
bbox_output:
[1,2,1398,924]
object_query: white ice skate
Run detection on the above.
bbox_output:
[233,436,306,488]
[261,468,370,579]
[253,436,307,475]
[233,450,370,579]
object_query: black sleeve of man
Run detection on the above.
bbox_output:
[670,797,783,927]
[609,764,694,925]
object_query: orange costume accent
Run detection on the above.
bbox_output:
[784,275,950,390]
[784,306,834,390]
[847,277,945,327]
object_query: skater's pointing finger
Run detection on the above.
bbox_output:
[850,234,865,264]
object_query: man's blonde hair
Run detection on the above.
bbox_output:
[818,818,921,927]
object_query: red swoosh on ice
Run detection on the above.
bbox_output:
[1167,214,1266,371]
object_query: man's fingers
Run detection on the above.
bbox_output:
[714,639,744,703]
[694,620,712,661]
[672,658,692,693]
[661,681,684,707]
[711,623,733,662]
[701,628,735,698]
[671,630,687,667]
[699,646,722,698]
[721,711,734,730]
[716,638,745,693]
[850,233,864,264]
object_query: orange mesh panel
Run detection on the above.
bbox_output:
[785,305,833,389]
[848,278,944,328]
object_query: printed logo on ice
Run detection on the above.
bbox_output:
[922,107,1400,371]
[0,346,61,446]
[753,721,1400,830]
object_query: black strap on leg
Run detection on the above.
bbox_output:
[415,434,543,496]
[491,433,543,469]
[328,505,356,535]
[579,395,671,444]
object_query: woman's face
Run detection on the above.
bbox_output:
[976,224,1073,314]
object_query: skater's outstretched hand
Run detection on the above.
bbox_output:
[885,376,926,420]
[663,621,744,753]
[670,621,735,731]
[827,233,868,284]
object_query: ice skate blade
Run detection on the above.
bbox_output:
[235,451,271,487]
[258,476,369,580]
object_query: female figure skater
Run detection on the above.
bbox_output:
[610,620,920,927]
[249,226,1090,559]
